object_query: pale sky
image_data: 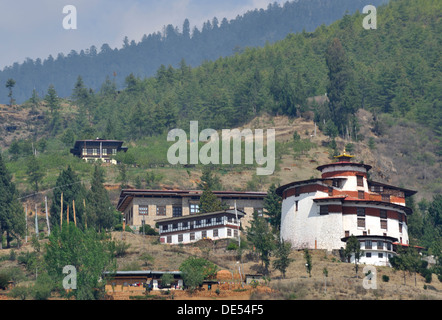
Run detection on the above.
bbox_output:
[0,0,285,69]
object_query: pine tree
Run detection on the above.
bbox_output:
[273,238,293,278]
[5,79,16,107]
[85,165,114,231]
[246,211,275,274]
[45,84,60,114]
[0,152,25,248]
[264,184,282,232]
[198,184,224,214]
[325,38,358,136]
[26,155,45,193]
[49,166,87,229]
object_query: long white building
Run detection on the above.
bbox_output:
[276,151,417,266]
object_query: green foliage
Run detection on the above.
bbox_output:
[32,273,54,300]
[264,184,282,231]
[0,152,25,248]
[273,239,294,278]
[246,211,275,274]
[85,165,114,231]
[179,257,218,290]
[43,224,116,300]
[160,273,174,288]
[344,235,363,277]
[49,165,87,229]
[198,184,224,214]
[304,249,312,278]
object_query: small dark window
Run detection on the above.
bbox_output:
[358,191,365,199]
[357,175,364,187]
[380,209,387,219]
[173,206,182,217]
[357,208,366,216]
[358,218,366,228]
[156,206,166,216]
[320,205,329,215]
[382,194,390,202]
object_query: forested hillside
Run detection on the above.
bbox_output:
[12,0,438,143]
[0,0,388,104]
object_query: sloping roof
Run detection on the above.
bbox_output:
[313,196,413,215]
[316,161,372,172]
[155,209,245,225]
[117,189,267,212]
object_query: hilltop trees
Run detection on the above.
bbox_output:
[5,78,15,107]
[324,37,358,137]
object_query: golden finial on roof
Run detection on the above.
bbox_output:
[334,147,355,161]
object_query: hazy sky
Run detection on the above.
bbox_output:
[0,0,285,70]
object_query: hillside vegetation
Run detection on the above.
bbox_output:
[0,0,389,104]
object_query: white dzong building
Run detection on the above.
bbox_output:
[277,151,417,266]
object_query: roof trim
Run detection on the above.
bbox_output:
[316,161,372,172]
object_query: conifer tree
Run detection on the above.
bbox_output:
[49,166,87,229]
[273,238,293,278]
[246,211,275,274]
[0,152,25,248]
[26,154,45,193]
[198,183,224,214]
[325,38,358,136]
[85,165,114,231]
[264,184,282,232]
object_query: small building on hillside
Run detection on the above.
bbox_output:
[156,209,244,245]
[277,150,417,267]
[70,138,128,164]
[116,189,266,231]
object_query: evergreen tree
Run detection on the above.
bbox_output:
[5,78,16,107]
[198,167,222,191]
[43,224,116,300]
[246,211,275,274]
[49,166,87,229]
[26,154,45,193]
[273,238,293,278]
[325,38,358,136]
[344,235,363,277]
[198,184,224,214]
[304,249,312,278]
[44,84,60,114]
[264,184,282,232]
[85,165,114,231]
[0,152,25,248]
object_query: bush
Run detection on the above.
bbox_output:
[32,274,54,300]
[0,272,10,290]
[382,275,390,282]
[8,286,30,300]
[226,241,238,251]
[140,224,159,236]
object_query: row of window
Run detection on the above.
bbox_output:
[161,216,239,233]
[139,205,186,217]
[365,252,392,259]
[82,148,117,156]
[164,228,239,243]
